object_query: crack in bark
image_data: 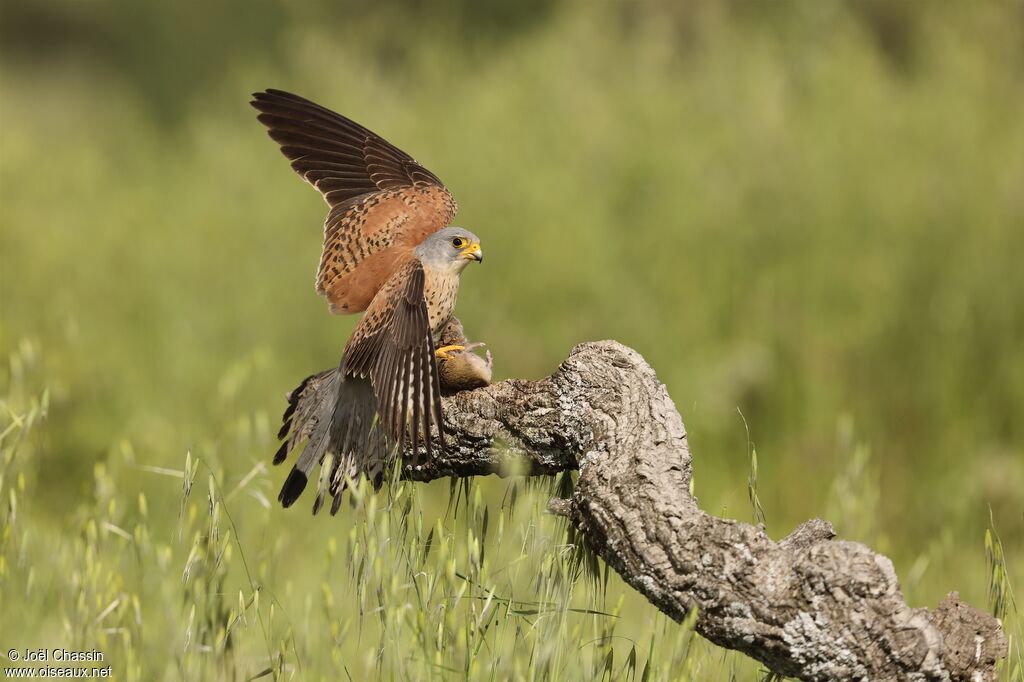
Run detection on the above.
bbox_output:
[403,340,1007,681]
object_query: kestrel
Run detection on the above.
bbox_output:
[251,89,483,513]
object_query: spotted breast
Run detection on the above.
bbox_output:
[423,267,462,339]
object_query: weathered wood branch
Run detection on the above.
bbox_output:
[406,340,1006,681]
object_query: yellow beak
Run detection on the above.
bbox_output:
[460,242,483,262]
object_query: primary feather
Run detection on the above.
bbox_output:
[251,89,458,314]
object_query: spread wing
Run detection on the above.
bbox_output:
[251,89,458,314]
[341,258,445,458]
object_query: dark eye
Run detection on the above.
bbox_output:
[452,237,465,248]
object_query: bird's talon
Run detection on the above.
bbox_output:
[435,344,466,360]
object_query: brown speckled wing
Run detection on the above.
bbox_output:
[341,259,445,458]
[251,89,458,314]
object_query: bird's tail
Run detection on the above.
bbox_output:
[273,364,389,515]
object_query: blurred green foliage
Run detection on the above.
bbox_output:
[1,0,1022,678]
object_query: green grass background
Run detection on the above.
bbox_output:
[1,0,1022,678]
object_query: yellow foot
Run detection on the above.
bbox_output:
[435,344,465,361]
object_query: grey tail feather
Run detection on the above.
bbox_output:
[273,362,390,513]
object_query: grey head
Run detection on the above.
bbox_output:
[415,227,483,273]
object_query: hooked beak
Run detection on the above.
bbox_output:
[460,241,483,263]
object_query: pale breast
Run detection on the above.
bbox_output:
[423,268,461,339]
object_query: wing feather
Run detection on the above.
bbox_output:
[251,89,457,314]
[341,259,445,458]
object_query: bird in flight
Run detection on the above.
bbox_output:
[251,89,483,514]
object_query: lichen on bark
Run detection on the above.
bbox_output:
[402,332,1006,681]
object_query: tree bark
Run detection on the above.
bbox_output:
[405,339,1007,682]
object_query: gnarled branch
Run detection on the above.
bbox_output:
[406,340,1006,681]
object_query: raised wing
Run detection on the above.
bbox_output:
[341,258,445,459]
[251,89,457,313]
